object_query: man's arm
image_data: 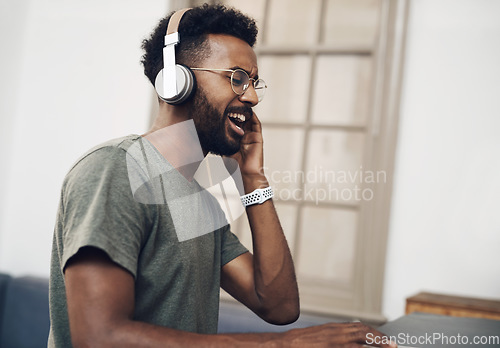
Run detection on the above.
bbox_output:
[65,247,272,347]
[220,185,299,325]
[65,247,396,348]
[221,112,299,324]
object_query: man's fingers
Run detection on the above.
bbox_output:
[343,322,397,348]
[241,132,262,145]
[361,325,397,348]
[244,112,262,134]
[300,322,397,348]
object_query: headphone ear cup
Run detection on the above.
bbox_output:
[154,64,196,105]
[176,64,196,104]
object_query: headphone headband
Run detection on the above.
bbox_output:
[167,8,191,35]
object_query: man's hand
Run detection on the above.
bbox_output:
[280,322,397,348]
[230,112,266,180]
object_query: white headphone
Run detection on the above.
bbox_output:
[154,8,196,104]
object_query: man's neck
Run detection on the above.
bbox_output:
[143,119,205,182]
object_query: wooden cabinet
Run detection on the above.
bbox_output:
[406,292,500,320]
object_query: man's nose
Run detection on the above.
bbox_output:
[238,83,259,106]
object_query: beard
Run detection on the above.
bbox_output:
[187,86,250,156]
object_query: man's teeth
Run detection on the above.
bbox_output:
[229,113,245,122]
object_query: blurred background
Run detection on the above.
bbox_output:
[0,0,499,323]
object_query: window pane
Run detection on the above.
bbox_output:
[262,127,305,198]
[266,0,321,46]
[255,55,311,124]
[323,0,381,47]
[311,55,372,126]
[304,130,365,204]
[297,206,358,285]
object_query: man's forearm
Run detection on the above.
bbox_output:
[76,318,398,348]
[242,174,300,323]
[79,320,280,348]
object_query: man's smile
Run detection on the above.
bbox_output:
[226,107,252,137]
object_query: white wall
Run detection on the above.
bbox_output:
[0,0,167,277]
[383,0,500,320]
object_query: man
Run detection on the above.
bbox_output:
[49,4,396,347]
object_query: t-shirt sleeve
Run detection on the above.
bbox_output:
[220,225,248,266]
[60,146,151,278]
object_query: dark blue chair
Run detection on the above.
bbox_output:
[0,273,50,348]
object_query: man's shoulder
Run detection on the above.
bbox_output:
[62,135,143,186]
[70,135,141,170]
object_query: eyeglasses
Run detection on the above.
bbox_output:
[190,68,267,102]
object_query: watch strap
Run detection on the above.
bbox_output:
[241,187,274,207]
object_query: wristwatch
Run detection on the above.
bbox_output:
[240,187,274,207]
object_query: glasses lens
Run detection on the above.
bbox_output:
[231,70,249,95]
[254,79,267,102]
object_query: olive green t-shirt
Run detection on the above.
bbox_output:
[48,135,247,347]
